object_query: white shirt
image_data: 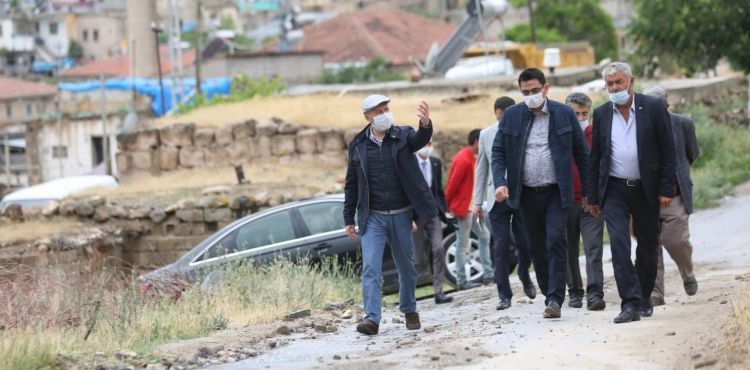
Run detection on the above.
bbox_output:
[523,100,557,186]
[416,155,432,188]
[609,99,641,179]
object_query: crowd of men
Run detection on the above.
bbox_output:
[343,61,699,335]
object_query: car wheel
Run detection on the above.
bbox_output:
[443,231,485,286]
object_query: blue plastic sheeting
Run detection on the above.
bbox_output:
[58,77,232,116]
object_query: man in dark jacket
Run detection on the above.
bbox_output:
[491,68,589,319]
[412,139,453,304]
[643,84,700,306]
[343,94,435,336]
[587,62,676,324]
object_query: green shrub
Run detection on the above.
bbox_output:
[316,57,405,84]
[176,75,285,115]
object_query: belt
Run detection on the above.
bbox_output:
[371,205,413,215]
[523,183,557,192]
[610,176,641,187]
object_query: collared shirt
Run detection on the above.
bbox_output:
[416,154,432,188]
[367,126,386,147]
[609,99,640,179]
[522,100,557,186]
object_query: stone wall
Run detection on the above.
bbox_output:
[116,118,350,174]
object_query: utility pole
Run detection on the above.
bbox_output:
[196,0,203,96]
[151,23,166,115]
[99,74,110,176]
[527,0,537,44]
[3,130,9,186]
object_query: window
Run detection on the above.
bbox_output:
[199,210,296,261]
[26,104,32,116]
[5,104,11,118]
[297,202,344,235]
[49,22,58,35]
[93,29,98,42]
[82,29,88,41]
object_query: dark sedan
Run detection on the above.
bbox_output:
[138,194,488,294]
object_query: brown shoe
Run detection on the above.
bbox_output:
[405,312,421,330]
[543,301,561,319]
[356,319,379,335]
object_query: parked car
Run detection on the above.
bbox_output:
[138,194,490,294]
[0,175,119,212]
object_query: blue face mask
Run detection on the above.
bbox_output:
[609,79,631,105]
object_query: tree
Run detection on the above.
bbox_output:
[629,0,742,76]
[506,23,565,44]
[506,0,618,62]
[67,40,84,60]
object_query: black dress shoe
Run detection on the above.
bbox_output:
[496,298,511,310]
[640,306,653,317]
[457,281,481,290]
[684,280,698,296]
[569,296,583,308]
[524,284,537,299]
[613,308,641,324]
[587,298,606,311]
[434,292,454,304]
[543,301,561,318]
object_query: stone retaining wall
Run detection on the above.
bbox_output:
[116,118,351,174]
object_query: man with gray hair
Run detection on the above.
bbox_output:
[564,92,606,311]
[587,62,676,323]
[642,84,700,306]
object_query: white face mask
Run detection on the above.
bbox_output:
[579,120,589,131]
[608,80,631,105]
[371,112,393,131]
[417,146,433,159]
[524,92,545,109]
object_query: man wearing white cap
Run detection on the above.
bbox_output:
[344,95,435,336]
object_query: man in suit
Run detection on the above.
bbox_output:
[587,62,676,323]
[643,84,700,306]
[412,139,454,304]
[492,68,589,319]
[474,96,537,311]
[564,92,606,311]
[343,95,435,335]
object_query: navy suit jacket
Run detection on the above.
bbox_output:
[587,93,676,206]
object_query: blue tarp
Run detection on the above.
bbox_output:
[58,77,232,116]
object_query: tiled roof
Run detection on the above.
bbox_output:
[60,46,196,79]
[0,77,57,100]
[292,9,456,67]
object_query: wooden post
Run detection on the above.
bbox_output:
[99,74,110,175]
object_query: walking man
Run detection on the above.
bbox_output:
[412,140,454,304]
[492,68,589,319]
[564,92,606,311]
[587,62,676,323]
[643,84,700,306]
[344,94,435,335]
[446,129,494,289]
[474,96,537,310]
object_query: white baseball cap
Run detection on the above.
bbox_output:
[361,94,390,113]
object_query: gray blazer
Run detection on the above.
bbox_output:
[473,122,499,212]
[671,112,700,214]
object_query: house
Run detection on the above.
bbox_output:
[60,45,196,80]
[72,12,127,61]
[0,76,57,188]
[289,9,455,69]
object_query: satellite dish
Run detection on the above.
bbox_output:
[120,111,140,134]
[481,0,509,16]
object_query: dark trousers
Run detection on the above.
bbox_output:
[603,178,661,310]
[520,185,569,306]
[566,201,605,302]
[488,200,534,299]
[412,216,447,294]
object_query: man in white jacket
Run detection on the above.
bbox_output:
[473,96,537,310]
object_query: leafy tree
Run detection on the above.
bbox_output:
[67,40,84,60]
[629,0,742,76]
[725,2,750,74]
[505,0,618,62]
[506,23,565,43]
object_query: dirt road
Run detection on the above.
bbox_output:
[199,189,750,369]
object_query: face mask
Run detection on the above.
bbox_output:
[417,146,432,159]
[608,80,631,105]
[371,112,393,131]
[579,120,589,131]
[524,92,545,109]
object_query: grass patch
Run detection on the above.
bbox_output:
[0,258,359,370]
[685,96,750,209]
[0,219,80,244]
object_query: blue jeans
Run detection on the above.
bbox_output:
[360,212,417,325]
